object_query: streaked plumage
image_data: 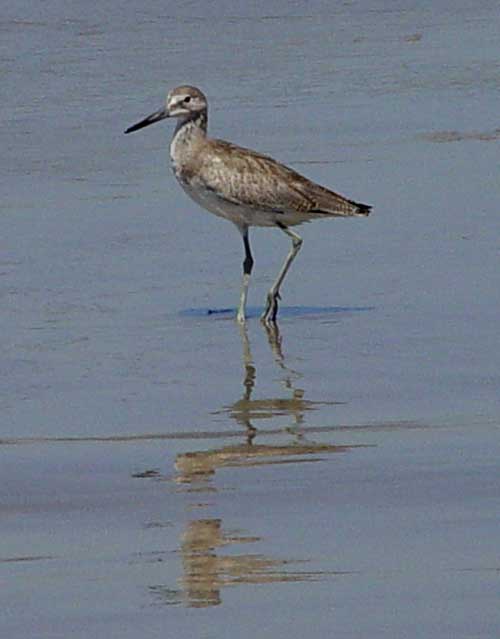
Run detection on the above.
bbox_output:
[125,85,371,323]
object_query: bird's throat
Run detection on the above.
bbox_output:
[170,112,207,167]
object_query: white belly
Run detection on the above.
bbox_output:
[176,175,282,228]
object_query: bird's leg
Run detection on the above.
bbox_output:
[261,223,303,324]
[237,228,254,323]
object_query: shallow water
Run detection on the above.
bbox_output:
[2,1,500,637]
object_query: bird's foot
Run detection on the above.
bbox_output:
[261,291,280,324]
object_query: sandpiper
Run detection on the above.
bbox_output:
[125,85,371,323]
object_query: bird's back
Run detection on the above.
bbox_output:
[178,137,370,228]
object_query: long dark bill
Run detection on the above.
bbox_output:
[124,107,169,134]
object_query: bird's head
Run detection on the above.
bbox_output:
[125,85,207,134]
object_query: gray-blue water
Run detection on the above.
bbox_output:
[2,1,499,637]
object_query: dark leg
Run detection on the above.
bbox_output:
[243,231,254,276]
[237,227,253,322]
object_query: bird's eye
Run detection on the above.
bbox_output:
[184,96,191,103]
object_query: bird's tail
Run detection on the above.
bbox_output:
[309,194,372,218]
[349,199,372,217]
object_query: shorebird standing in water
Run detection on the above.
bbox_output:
[125,86,371,324]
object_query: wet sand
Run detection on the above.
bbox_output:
[2,1,499,637]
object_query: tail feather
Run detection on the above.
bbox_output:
[288,171,372,219]
[310,196,372,218]
[299,179,372,218]
[349,199,372,217]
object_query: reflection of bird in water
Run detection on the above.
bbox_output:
[148,325,360,607]
[125,85,371,323]
[179,519,280,608]
[175,439,350,485]
[214,322,340,439]
[175,323,348,486]
[159,325,359,608]
[149,518,344,608]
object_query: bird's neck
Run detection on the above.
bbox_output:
[173,110,207,140]
[170,111,207,168]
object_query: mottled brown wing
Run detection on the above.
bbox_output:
[195,140,313,214]
[197,140,369,218]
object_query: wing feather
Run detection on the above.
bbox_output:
[195,139,370,218]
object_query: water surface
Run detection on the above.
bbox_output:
[1,1,499,637]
